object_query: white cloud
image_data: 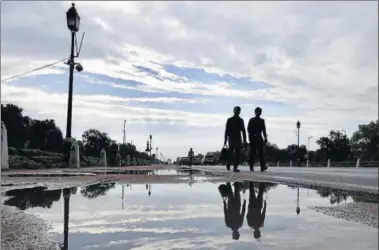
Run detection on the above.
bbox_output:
[1,1,377,159]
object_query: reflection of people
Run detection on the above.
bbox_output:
[224,106,247,172]
[246,182,267,239]
[219,182,246,240]
[248,107,268,172]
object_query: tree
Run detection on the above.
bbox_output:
[1,104,29,148]
[81,129,115,157]
[316,130,351,161]
[351,120,379,161]
[28,119,59,150]
[284,144,307,162]
[80,183,116,199]
[119,143,137,158]
[44,128,64,152]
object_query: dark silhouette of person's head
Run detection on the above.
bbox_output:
[232,230,240,240]
[255,107,262,117]
[254,228,261,239]
[233,106,241,117]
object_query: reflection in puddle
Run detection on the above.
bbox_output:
[3,182,378,250]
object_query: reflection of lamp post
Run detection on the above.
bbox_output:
[63,188,71,250]
[296,187,300,215]
[121,184,125,210]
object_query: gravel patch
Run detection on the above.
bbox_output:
[309,202,378,228]
[1,205,60,250]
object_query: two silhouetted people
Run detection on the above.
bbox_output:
[224,106,247,172]
[219,182,246,240]
[248,107,268,172]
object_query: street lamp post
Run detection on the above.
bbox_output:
[156,147,158,163]
[296,121,301,167]
[149,134,152,157]
[65,3,81,140]
[307,136,313,164]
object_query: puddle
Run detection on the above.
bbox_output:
[3,181,378,250]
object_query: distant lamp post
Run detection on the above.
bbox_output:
[296,121,301,167]
[307,136,313,162]
[149,134,153,157]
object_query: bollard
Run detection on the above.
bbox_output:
[327,159,330,168]
[126,155,131,166]
[69,140,80,168]
[132,157,137,166]
[116,152,121,171]
[1,122,9,170]
[277,161,279,167]
[100,148,107,170]
[306,160,309,168]
[356,158,360,168]
[290,160,292,167]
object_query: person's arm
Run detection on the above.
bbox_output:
[223,200,228,227]
[241,119,247,145]
[261,200,267,227]
[247,118,252,135]
[224,119,229,145]
[240,199,246,227]
[262,119,268,142]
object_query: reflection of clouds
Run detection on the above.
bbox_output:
[81,236,253,250]
[25,183,379,250]
[49,204,221,234]
[61,226,207,234]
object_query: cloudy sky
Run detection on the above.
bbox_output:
[1,1,378,160]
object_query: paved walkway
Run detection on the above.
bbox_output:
[189,165,378,194]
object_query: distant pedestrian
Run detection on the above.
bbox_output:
[247,107,268,172]
[188,148,194,167]
[224,106,247,172]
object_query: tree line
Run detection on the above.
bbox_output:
[264,122,378,163]
[1,103,378,163]
[1,103,152,161]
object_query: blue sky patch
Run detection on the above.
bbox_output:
[162,64,272,91]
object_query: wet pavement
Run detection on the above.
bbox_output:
[2,178,378,250]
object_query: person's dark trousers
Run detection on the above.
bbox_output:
[229,182,241,206]
[189,157,193,168]
[249,136,265,171]
[227,139,241,171]
[249,182,264,206]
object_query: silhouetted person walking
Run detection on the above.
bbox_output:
[248,107,268,171]
[221,182,246,240]
[224,106,247,172]
[188,148,194,167]
[247,182,267,240]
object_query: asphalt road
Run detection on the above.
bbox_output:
[190,165,378,194]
